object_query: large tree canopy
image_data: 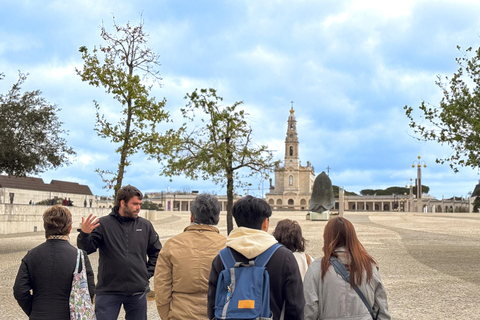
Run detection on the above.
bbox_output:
[404,45,480,172]
[0,72,75,176]
[76,17,170,198]
[155,88,275,233]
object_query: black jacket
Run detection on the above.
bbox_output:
[207,246,305,320]
[77,208,162,295]
[13,239,95,320]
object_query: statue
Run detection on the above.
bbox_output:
[308,171,334,220]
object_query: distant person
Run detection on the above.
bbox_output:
[62,197,68,206]
[207,195,305,320]
[84,199,87,207]
[154,193,226,319]
[13,205,95,320]
[303,217,391,320]
[273,218,313,281]
[77,185,162,320]
[67,198,73,206]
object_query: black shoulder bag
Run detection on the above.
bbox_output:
[329,256,380,320]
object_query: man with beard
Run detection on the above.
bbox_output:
[78,185,162,320]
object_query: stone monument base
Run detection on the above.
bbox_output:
[309,210,329,221]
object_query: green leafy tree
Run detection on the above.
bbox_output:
[156,88,275,233]
[0,72,75,176]
[404,45,480,172]
[140,200,161,211]
[76,17,170,199]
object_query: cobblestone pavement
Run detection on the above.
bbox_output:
[1,210,479,319]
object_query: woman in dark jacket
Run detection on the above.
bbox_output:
[13,205,95,320]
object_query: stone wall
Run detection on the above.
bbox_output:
[0,204,159,234]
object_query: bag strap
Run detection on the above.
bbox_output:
[219,247,236,269]
[75,249,82,273]
[329,256,376,320]
[219,243,282,269]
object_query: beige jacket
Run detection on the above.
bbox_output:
[154,224,226,320]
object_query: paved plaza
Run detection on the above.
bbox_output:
[1,210,479,319]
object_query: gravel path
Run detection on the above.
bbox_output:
[1,210,479,319]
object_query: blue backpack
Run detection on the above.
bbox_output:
[214,243,282,320]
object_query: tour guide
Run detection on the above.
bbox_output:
[77,185,162,320]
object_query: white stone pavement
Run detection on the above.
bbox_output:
[1,210,479,319]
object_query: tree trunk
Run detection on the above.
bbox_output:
[226,170,234,234]
[113,66,134,200]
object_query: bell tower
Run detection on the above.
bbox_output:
[285,103,299,168]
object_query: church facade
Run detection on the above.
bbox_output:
[265,107,315,210]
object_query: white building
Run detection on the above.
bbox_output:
[265,107,315,210]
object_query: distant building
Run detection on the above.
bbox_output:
[146,191,234,212]
[265,107,315,210]
[0,175,94,206]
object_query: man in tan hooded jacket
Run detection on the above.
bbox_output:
[154,194,226,319]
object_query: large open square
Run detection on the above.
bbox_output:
[1,210,479,319]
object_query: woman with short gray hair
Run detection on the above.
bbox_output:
[155,194,226,319]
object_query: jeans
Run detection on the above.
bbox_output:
[95,293,147,320]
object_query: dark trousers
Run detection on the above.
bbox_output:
[95,293,147,320]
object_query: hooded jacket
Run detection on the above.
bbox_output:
[303,248,391,320]
[154,224,226,320]
[207,227,305,320]
[77,207,162,295]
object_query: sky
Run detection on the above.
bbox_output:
[1,0,480,199]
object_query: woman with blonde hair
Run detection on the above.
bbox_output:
[304,217,390,320]
[273,218,313,281]
[13,205,95,319]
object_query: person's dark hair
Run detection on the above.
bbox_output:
[191,194,221,225]
[232,195,272,229]
[321,217,376,286]
[43,205,72,237]
[115,185,143,208]
[272,219,306,252]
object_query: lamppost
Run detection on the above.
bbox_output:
[412,156,427,212]
[412,156,427,199]
[405,178,413,212]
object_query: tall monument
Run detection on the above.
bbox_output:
[265,105,315,210]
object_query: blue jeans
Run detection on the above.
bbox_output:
[95,293,147,320]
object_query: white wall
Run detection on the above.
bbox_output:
[0,204,159,234]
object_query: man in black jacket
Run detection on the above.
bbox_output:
[207,195,305,320]
[78,185,162,320]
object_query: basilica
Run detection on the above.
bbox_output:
[265,107,315,210]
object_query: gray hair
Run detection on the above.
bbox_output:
[191,193,221,225]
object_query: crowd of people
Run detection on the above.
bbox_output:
[13,184,390,320]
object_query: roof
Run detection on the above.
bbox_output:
[0,175,93,195]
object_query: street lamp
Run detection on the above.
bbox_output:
[412,156,427,199]
[405,178,413,212]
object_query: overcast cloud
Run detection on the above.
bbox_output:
[1,0,480,199]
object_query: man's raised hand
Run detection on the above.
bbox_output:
[81,214,100,233]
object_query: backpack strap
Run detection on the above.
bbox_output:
[219,247,237,269]
[255,243,282,267]
[329,256,376,320]
[219,243,282,269]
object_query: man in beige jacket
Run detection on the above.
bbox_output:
[154,194,226,319]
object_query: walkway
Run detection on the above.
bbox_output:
[1,210,479,319]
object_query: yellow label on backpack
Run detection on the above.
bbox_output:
[238,300,255,309]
